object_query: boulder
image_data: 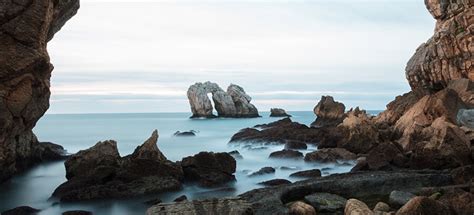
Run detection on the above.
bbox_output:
[396,197,452,215]
[304,148,356,163]
[304,192,347,213]
[373,202,390,213]
[389,191,416,208]
[311,96,346,127]
[248,167,275,177]
[269,149,303,159]
[0,0,79,183]
[258,179,292,187]
[1,206,40,215]
[181,152,236,187]
[285,141,308,150]
[289,169,322,179]
[288,201,316,215]
[146,198,254,215]
[344,199,374,215]
[270,108,291,117]
[53,130,184,201]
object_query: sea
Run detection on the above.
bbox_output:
[0,111,381,215]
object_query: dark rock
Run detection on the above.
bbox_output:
[289,169,321,179]
[248,167,275,177]
[285,141,307,150]
[34,142,68,161]
[304,148,356,163]
[389,190,416,208]
[2,206,40,215]
[269,149,303,159]
[0,0,79,183]
[311,96,346,128]
[304,192,347,213]
[174,195,188,202]
[438,188,474,215]
[181,151,236,187]
[258,179,292,187]
[146,198,254,215]
[228,150,243,159]
[396,197,452,215]
[270,108,291,117]
[144,198,162,205]
[280,166,301,171]
[450,165,474,184]
[62,211,93,215]
[173,130,196,137]
[53,130,184,201]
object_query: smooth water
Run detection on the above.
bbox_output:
[0,111,380,214]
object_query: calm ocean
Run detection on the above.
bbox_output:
[0,111,380,215]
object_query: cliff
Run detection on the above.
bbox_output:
[0,0,79,182]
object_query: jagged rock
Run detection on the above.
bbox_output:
[311,96,346,127]
[53,130,184,201]
[187,82,258,118]
[457,109,474,128]
[1,206,40,215]
[270,108,291,117]
[146,198,254,215]
[304,148,356,163]
[0,0,79,183]
[181,151,236,187]
[337,108,379,154]
[227,84,259,117]
[289,169,322,179]
[344,199,374,215]
[396,196,452,215]
[288,201,316,215]
[376,92,420,126]
[269,149,303,159]
[258,179,292,187]
[248,167,275,177]
[373,202,390,213]
[285,140,308,150]
[62,211,93,215]
[304,192,347,213]
[389,191,416,208]
[173,130,197,137]
[406,0,474,96]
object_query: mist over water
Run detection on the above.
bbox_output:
[0,111,380,214]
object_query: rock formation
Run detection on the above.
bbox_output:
[0,0,79,182]
[53,130,184,201]
[180,151,236,187]
[311,96,346,127]
[270,108,291,117]
[187,82,259,118]
[406,0,474,95]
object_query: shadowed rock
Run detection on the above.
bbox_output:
[289,169,321,179]
[269,149,303,159]
[181,151,236,187]
[304,148,356,163]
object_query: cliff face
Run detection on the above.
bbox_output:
[406,0,473,95]
[0,0,79,182]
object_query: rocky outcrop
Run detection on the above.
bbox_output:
[0,0,79,183]
[406,0,474,96]
[53,130,184,201]
[270,108,291,117]
[304,148,356,163]
[187,82,259,118]
[146,198,254,215]
[181,151,236,187]
[311,96,346,127]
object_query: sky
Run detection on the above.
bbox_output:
[47,0,435,114]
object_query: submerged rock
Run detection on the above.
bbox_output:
[228,150,243,159]
[173,130,197,137]
[258,179,292,187]
[53,130,184,201]
[2,206,40,215]
[285,140,308,150]
[289,169,322,179]
[173,195,188,202]
[269,149,303,159]
[187,82,259,118]
[270,108,291,117]
[311,96,346,128]
[62,211,93,215]
[181,151,236,187]
[248,167,275,177]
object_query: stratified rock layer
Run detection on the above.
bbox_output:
[0,0,79,182]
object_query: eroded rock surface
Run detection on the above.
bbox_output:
[0,0,79,183]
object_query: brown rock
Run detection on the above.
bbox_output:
[376,92,420,126]
[288,201,316,215]
[373,202,390,213]
[395,197,453,215]
[344,199,374,215]
[311,96,346,127]
[289,169,322,178]
[305,148,356,163]
[438,189,474,215]
[0,0,79,183]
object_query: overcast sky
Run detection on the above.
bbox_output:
[47,0,434,114]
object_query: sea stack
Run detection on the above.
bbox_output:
[187,82,259,118]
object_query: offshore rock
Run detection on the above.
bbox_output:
[227,84,259,117]
[53,130,184,201]
[270,108,291,117]
[311,96,346,127]
[0,0,79,183]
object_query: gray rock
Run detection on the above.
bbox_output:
[227,84,259,117]
[187,82,222,118]
[173,130,197,137]
[389,190,416,208]
[304,192,347,213]
[457,109,474,129]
